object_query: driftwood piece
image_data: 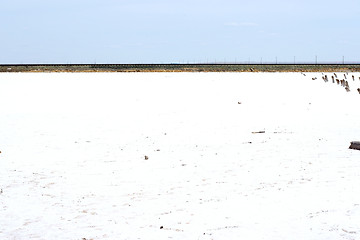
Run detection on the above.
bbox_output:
[349,141,360,150]
[252,131,265,134]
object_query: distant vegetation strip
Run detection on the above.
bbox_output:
[1,64,360,72]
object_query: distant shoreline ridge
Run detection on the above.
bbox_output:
[1,63,360,72]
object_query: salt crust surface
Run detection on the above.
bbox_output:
[0,72,360,240]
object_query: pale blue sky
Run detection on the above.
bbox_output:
[1,0,359,64]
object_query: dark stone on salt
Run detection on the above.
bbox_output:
[349,141,360,150]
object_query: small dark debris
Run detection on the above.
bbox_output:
[252,131,265,134]
[160,226,164,229]
[349,141,360,150]
[238,102,242,104]
[144,155,149,160]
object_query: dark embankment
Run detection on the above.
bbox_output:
[1,64,360,72]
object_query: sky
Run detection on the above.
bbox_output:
[1,0,360,64]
